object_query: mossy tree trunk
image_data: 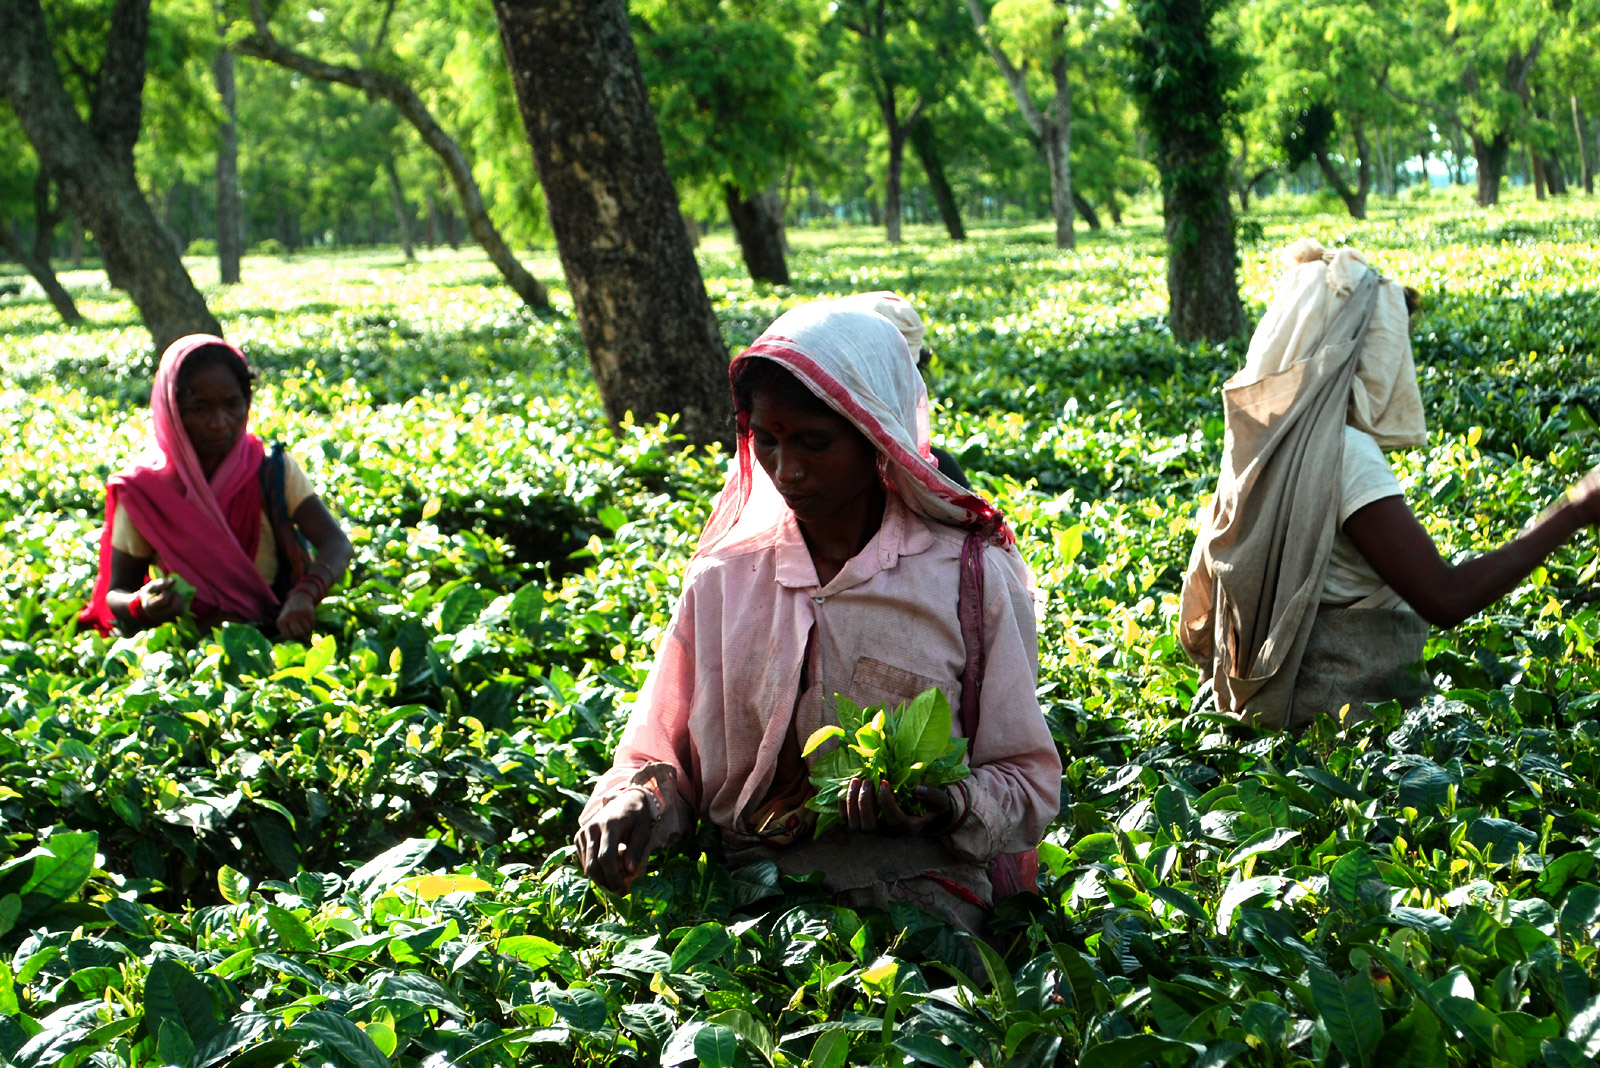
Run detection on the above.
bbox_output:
[493,0,730,448]
[1128,0,1246,342]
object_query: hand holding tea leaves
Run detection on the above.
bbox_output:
[803,688,970,837]
[139,569,196,623]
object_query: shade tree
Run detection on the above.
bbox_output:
[230,0,549,307]
[965,0,1081,247]
[1243,0,1413,219]
[828,0,978,244]
[1,0,222,352]
[633,0,819,284]
[1128,0,1246,342]
[0,108,83,326]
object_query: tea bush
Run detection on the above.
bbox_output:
[1,189,1599,1066]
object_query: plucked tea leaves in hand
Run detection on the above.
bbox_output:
[802,688,969,835]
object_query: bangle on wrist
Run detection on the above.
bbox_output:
[292,571,329,604]
[127,593,148,623]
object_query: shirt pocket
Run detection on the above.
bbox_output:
[847,657,953,720]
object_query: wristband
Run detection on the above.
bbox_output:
[128,593,149,623]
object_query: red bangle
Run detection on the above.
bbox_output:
[292,572,329,604]
[128,593,149,623]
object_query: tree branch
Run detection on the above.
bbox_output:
[372,0,399,55]
[965,0,1046,139]
[235,0,548,308]
[90,0,151,172]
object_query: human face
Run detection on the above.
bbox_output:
[178,361,249,476]
[746,391,881,530]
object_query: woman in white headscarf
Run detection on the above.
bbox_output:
[1180,239,1600,729]
[574,297,1061,930]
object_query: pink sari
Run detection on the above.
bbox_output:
[80,335,280,634]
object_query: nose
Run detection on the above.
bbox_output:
[774,446,805,486]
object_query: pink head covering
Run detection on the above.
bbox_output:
[696,300,1015,561]
[79,335,278,633]
[147,335,267,539]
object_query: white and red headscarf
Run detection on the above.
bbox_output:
[696,297,1015,561]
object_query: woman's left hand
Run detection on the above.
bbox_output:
[276,589,316,641]
[840,778,956,837]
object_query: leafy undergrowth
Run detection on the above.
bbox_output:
[1,190,1599,1066]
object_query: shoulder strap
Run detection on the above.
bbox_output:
[258,442,310,598]
[957,532,986,739]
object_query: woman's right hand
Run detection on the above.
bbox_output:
[138,577,187,623]
[574,789,657,894]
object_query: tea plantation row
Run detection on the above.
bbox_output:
[1,191,1599,1067]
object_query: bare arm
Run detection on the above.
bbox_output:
[294,495,353,580]
[1343,468,1600,629]
[275,495,354,640]
[105,549,184,630]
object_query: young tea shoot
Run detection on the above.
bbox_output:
[803,687,970,835]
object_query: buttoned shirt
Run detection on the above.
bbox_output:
[581,493,1061,868]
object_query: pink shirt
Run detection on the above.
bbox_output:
[581,494,1061,867]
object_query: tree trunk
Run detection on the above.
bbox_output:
[442,202,460,249]
[238,0,547,307]
[1574,96,1593,195]
[1544,151,1568,195]
[0,0,221,354]
[213,45,242,284]
[1236,166,1271,212]
[1311,120,1370,219]
[0,221,83,325]
[908,116,965,241]
[385,156,416,261]
[492,0,730,447]
[31,172,63,264]
[966,0,1074,249]
[1106,190,1123,226]
[424,190,438,248]
[881,93,908,245]
[724,184,790,285]
[1471,131,1509,206]
[1449,123,1467,184]
[1071,192,1101,230]
[1381,124,1395,195]
[1129,0,1245,342]
[1530,147,1547,200]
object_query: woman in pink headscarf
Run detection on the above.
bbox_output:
[573,298,1061,932]
[80,334,352,641]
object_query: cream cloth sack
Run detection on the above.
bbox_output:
[1179,261,1384,728]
